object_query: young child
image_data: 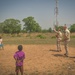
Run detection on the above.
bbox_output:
[14,45,25,75]
[0,36,4,50]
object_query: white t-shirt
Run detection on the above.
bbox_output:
[0,39,2,44]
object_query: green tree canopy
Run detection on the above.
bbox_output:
[22,16,41,32]
[54,25,64,32]
[70,24,75,32]
[0,23,4,33]
[48,27,52,32]
[2,19,21,34]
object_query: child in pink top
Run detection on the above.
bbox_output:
[14,45,25,75]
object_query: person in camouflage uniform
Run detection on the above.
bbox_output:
[63,24,70,57]
[54,28,62,52]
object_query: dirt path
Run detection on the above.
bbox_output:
[0,45,75,75]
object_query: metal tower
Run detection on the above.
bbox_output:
[54,0,59,26]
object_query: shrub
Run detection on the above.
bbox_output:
[36,34,46,39]
[51,36,56,39]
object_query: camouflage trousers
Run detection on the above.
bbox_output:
[56,38,62,51]
[64,40,69,55]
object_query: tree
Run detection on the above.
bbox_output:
[48,27,52,32]
[70,24,75,32]
[54,25,64,32]
[42,29,48,33]
[2,19,21,34]
[22,16,41,32]
[0,23,4,33]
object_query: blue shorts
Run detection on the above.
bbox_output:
[0,44,3,47]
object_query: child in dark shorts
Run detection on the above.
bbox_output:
[14,45,25,75]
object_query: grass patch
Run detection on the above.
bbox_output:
[71,35,75,38]
[69,38,75,47]
[3,37,56,45]
[1,33,75,47]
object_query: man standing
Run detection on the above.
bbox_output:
[54,28,62,52]
[63,24,70,57]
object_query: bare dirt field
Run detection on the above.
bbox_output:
[0,45,75,75]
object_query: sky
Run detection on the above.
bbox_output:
[0,0,75,29]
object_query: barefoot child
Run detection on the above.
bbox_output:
[0,36,4,50]
[14,45,25,75]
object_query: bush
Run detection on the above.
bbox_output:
[51,36,56,39]
[36,34,46,39]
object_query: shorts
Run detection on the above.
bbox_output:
[0,44,3,47]
[15,65,23,72]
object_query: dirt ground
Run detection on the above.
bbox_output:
[0,45,75,75]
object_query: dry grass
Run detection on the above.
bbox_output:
[0,45,75,75]
[1,33,75,48]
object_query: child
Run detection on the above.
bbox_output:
[0,36,4,50]
[14,45,25,75]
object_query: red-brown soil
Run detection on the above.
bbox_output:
[0,45,75,75]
